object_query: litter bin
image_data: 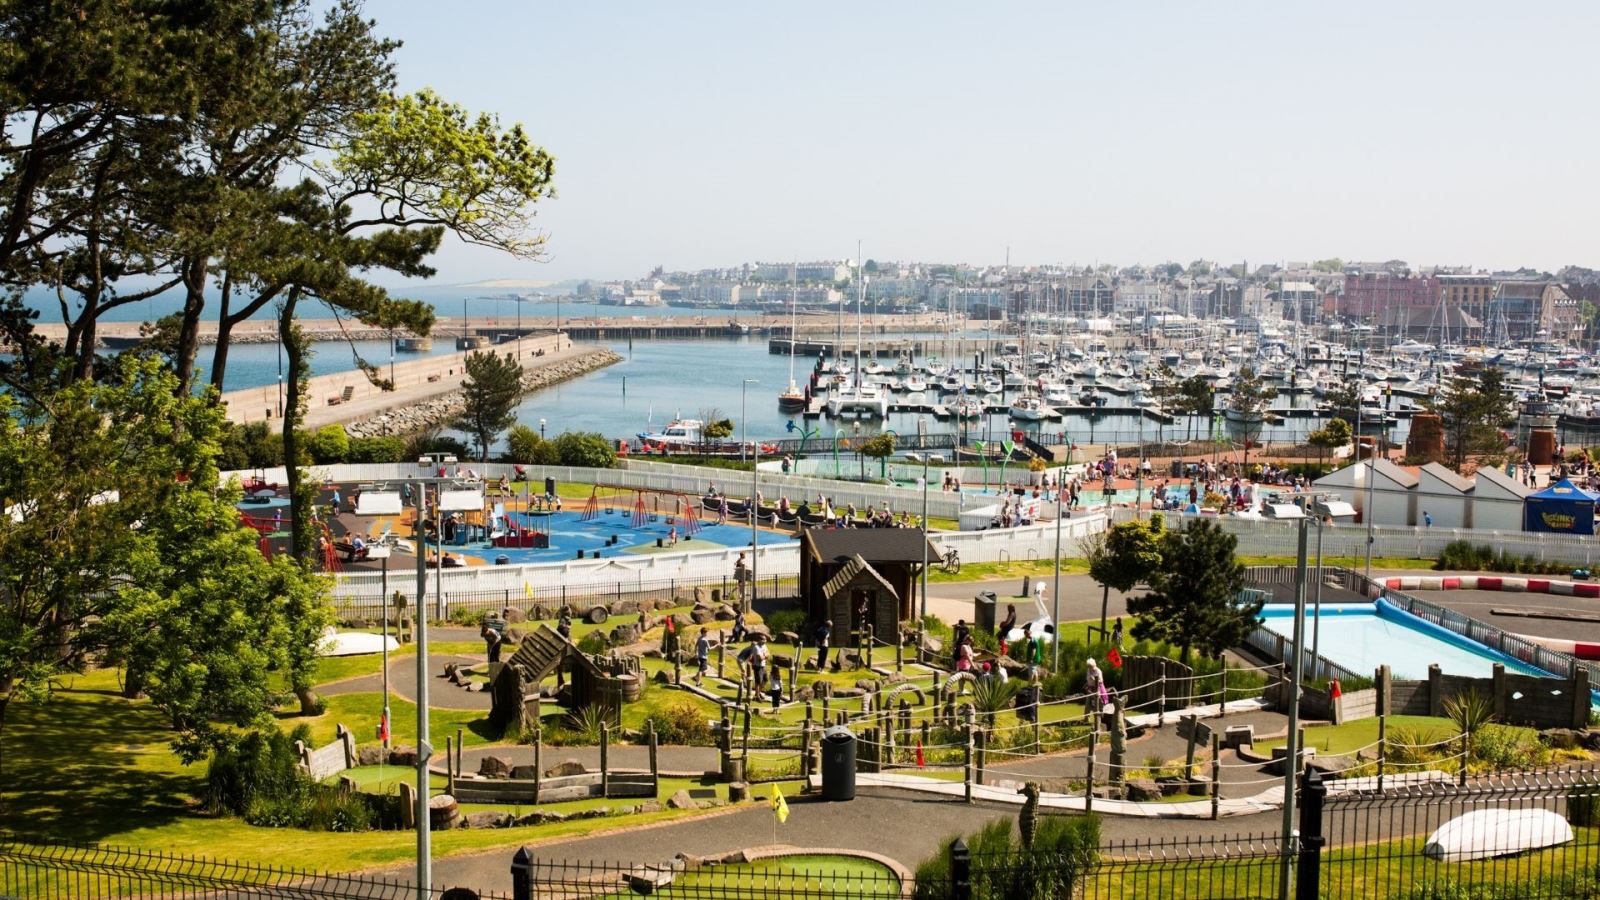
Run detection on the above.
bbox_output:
[1170,459,1184,477]
[821,726,857,801]
[973,590,999,635]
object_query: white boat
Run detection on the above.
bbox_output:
[1041,382,1074,405]
[981,376,1004,394]
[1423,809,1573,862]
[638,419,706,449]
[1008,395,1053,421]
[904,374,928,393]
[940,373,964,393]
[953,396,984,419]
[827,384,889,418]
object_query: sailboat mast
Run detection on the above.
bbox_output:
[856,241,864,389]
[788,259,797,391]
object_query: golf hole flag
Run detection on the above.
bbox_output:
[771,783,789,824]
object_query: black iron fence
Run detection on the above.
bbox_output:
[0,835,505,899]
[12,769,1600,898]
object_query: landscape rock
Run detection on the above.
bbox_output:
[357,744,385,767]
[610,624,640,645]
[1540,728,1583,750]
[544,759,587,778]
[463,811,512,829]
[388,746,419,766]
[690,607,716,625]
[637,800,662,813]
[477,755,514,779]
[1303,755,1356,778]
[1584,731,1600,752]
[920,634,943,655]
[771,654,793,669]
[1125,780,1162,802]
[510,765,538,779]
[811,680,833,699]
[515,810,567,826]
[652,670,672,684]
[667,789,699,810]
[585,606,609,625]
[693,586,707,604]
[779,630,800,646]
[856,679,879,692]
[656,598,679,611]
[728,782,750,802]
[502,607,526,624]
[714,603,738,620]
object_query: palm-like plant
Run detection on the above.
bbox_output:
[972,677,1021,727]
[1443,689,1496,765]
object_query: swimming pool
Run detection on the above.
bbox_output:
[1259,602,1550,681]
[430,509,796,565]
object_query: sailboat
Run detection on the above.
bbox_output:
[778,265,807,412]
[826,248,889,418]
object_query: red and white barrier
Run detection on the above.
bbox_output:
[1385,575,1600,599]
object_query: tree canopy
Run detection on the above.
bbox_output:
[1430,367,1512,469]
[456,351,525,461]
[1126,519,1255,665]
[0,357,330,769]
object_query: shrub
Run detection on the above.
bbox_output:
[1471,724,1549,771]
[576,631,608,655]
[347,436,407,463]
[448,606,488,627]
[642,702,714,745]
[912,813,1099,900]
[206,726,309,818]
[506,425,545,464]
[552,431,617,469]
[763,607,807,637]
[567,705,610,744]
[304,424,350,464]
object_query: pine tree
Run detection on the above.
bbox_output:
[1126,519,1256,665]
[456,351,525,461]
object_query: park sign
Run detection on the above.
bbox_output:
[1523,478,1597,536]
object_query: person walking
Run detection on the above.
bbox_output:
[767,665,783,710]
[1423,510,1433,528]
[481,615,504,663]
[694,627,710,686]
[814,619,833,671]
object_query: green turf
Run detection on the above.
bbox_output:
[1255,715,1460,755]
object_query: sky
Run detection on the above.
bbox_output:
[368,1,1600,285]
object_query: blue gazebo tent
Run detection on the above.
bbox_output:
[1523,478,1598,535]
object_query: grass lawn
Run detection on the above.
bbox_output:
[0,669,763,874]
[667,853,899,894]
[1255,715,1458,755]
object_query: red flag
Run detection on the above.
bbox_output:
[915,740,925,768]
[1107,647,1123,669]
[665,615,676,633]
[1330,679,1342,699]
[379,713,390,743]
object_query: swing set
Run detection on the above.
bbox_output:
[578,484,703,537]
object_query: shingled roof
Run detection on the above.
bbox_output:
[803,527,940,565]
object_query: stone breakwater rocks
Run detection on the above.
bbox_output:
[343,348,623,439]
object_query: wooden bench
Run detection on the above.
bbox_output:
[326,385,355,406]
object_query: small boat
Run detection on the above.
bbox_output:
[1424,809,1573,862]
[981,376,1004,394]
[904,374,929,393]
[1008,395,1053,421]
[953,395,984,419]
[638,419,706,449]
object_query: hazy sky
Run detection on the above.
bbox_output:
[372,2,1599,285]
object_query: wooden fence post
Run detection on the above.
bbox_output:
[600,721,610,798]
[1210,733,1221,820]
[533,732,542,804]
[1085,728,1097,814]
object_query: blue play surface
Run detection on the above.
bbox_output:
[1260,603,1548,681]
[435,509,794,565]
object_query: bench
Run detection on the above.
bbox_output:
[427,374,442,383]
[334,541,369,562]
[326,385,355,406]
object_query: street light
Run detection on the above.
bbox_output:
[538,418,546,441]
[1051,462,1065,671]
[741,379,758,463]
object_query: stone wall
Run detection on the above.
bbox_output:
[344,347,622,439]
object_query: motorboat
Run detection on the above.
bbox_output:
[904,374,929,393]
[981,376,1004,394]
[1008,395,1053,421]
[638,419,706,449]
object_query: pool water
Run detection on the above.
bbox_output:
[1260,604,1548,681]
[432,508,795,565]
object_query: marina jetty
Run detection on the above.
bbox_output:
[217,333,621,435]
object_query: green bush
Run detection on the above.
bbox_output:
[763,607,807,637]
[912,813,1099,900]
[206,726,309,818]
[219,422,284,469]
[448,606,488,627]
[552,431,617,469]
[505,425,546,464]
[1436,540,1570,575]
[304,425,350,464]
[1471,724,1550,771]
[642,702,714,745]
[347,436,407,463]
[576,631,608,655]
[1570,781,1600,828]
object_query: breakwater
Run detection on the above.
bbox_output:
[344,347,622,438]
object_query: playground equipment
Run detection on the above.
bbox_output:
[579,484,703,536]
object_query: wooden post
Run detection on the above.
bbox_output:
[865,624,875,670]
[1157,675,1167,727]
[1183,715,1199,778]
[1210,733,1221,820]
[455,728,463,789]
[963,723,974,804]
[1377,710,1388,795]
[648,721,659,793]
[1574,667,1591,729]
[1033,711,1042,755]
[1219,666,1229,718]
[896,639,904,672]
[742,704,752,761]
[673,651,682,686]
[802,726,814,786]
[533,732,543,804]
[975,728,986,786]
[718,631,726,679]
[444,735,455,797]
[1427,663,1443,717]
[1085,728,1097,814]
[600,721,610,798]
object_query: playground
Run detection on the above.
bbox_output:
[427,484,796,566]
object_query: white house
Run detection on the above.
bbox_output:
[1314,458,1418,526]
[1469,465,1531,531]
[1416,463,1472,529]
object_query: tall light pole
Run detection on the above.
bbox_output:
[411,480,432,898]
[538,418,547,441]
[1051,465,1064,671]
[920,438,931,624]
[741,378,757,463]
[1279,513,1311,900]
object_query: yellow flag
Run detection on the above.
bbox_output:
[524,582,534,599]
[770,783,789,824]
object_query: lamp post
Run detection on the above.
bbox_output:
[920,442,932,623]
[1278,513,1311,900]
[1051,464,1064,672]
[539,418,546,441]
[741,379,757,463]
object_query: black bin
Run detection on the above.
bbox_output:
[821,726,857,801]
[1170,459,1184,477]
[973,590,999,635]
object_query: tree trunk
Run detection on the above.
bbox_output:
[175,256,208,397]
[209,271,233,391]
[0,680,10,783]
[294,684,321,717]
[278,291,315,562]
[1100,585,1110,638]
